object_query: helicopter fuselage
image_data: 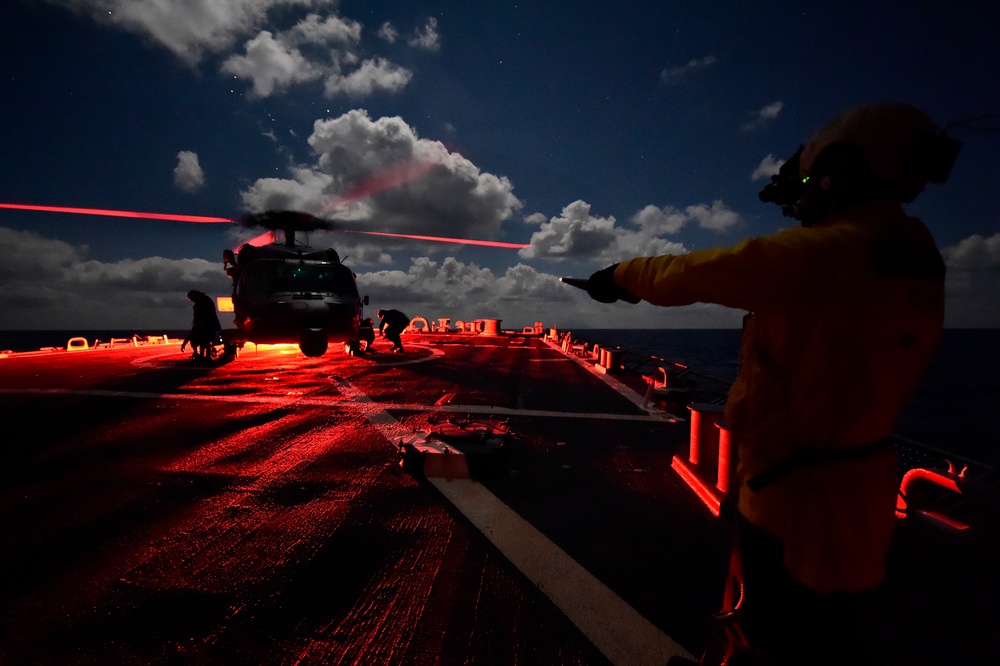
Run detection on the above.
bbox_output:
[224,242,369,357]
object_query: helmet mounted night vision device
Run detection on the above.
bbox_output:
[759,103,963,221]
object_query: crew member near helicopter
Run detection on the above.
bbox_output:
[222,248,242,290]
[583,102,960,665]
[359,317,376,352]
[377,308,409,353]
[181,289,223,361]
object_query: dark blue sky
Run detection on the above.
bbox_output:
[1,1,997,330]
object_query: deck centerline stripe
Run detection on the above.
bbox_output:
[0,388,673,422]
[330,377,691,665]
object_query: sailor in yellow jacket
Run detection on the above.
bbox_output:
[585,102,960,664]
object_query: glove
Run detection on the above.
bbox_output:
[586,264,640,304]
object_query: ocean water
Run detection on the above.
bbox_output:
[575,328,1000,468]
[3,327,996,466]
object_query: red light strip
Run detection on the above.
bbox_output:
[1,202,529,249]
[350,230,528,249]
[323,161,440,213]
[0,203,232,224]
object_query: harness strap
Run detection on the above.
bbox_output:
[747,438,893,492]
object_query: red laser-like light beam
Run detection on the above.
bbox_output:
[0,202,530,249]
[322,160,441,214]
[346,230,528,249]
[0,203,233,224]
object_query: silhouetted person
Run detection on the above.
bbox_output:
[359,317,376,352]
[585,103,960,665]
[182,290,223,361]
[377,308,409,353]
[223,249,242,290]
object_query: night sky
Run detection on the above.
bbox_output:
[1,0,998,331]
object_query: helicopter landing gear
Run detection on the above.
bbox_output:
[299,329,329,357]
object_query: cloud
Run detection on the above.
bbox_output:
[358,255,745,330]
[751,154,784,181]
[51,0,333,66]
[378,22,399,44]
[684,201,742,231]
[741,101,784,131]
[173,151,206,192]
[407,17,441,51]
[0,226,228,329]
[239,109,522,257]
[284,12,361,46]
[941,232,1000,327]
[942,232,1000,273]
[0,224,740,330]
[323,57,413,98]
[56,2,412,100]
[221,30,324,98]
[519,199,740,263]
[660,55,717,85]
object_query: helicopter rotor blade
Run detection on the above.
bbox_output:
[346,230,528,249]
[0,202,529,250]
[0,203,232,224]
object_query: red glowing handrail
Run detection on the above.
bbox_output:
[895,463,969,530]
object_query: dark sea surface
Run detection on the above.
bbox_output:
[574,328,1000,468]
[2,328,997,467]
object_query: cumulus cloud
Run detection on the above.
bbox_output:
[285,12,361,46]
[358,255,745,330]
[378,22,399,44]
[742,101,784,131]
[323,57,413,98]
[407,17,441,51]
[660,55,717,85]
[0,225,741,330]
[0,226,229,329]
[173,150,205,192]
[51,0,333,65]
[239,109,522,258]
[942,232,1000,274]
[519,199,740,263]
[56,1,414,100]
[752,154,784,181]
[221,30,325,97]
[941,232,1000,327]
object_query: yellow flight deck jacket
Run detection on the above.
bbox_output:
[614,199,945,592]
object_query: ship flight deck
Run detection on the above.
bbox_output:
[0,328,996,665]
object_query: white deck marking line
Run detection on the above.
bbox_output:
[0,389,671,423]
[332,377,692,665]
[431,477,691,665]
[546,341,685,420]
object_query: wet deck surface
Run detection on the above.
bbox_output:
[1,333,997,664]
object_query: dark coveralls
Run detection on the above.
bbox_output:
[378,309,409,352]
[183,290,223,359]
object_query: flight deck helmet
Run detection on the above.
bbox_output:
[760,102,962,225]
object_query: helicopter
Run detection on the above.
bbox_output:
[0,198,530,359]
[218,210,372,358]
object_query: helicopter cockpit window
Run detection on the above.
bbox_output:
[239,260,358,298]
